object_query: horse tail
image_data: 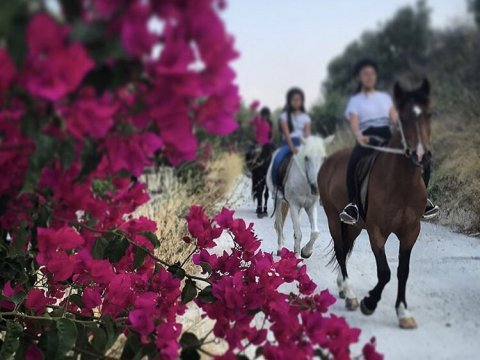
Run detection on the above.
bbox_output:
[327,222,356,269]
[341,222,356,258]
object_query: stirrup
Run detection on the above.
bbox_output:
[423,199,439,219]
[340,203,359,225]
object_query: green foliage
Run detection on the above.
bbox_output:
[310,92,345,136]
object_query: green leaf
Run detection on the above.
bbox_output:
[92,236,109,259]
[9,223,29,256]
[22,135,58,193]
[103,317,119,351]
[77,140,103,180]
[0,321,23,359]
[45,328,59,360]
[104,236,129,263]
[180,349,200,360]
[168,264,186,280]
[199,261,213,275]
[68,294,84,308]
[237,356,249,360]
[141,231,160,248]
[91,326,107,354]
[58,140,75,171]
[179,332,200,349]
[255,346,263,358]
[133,245,149,269]
[197,286,216,303]
[181,279,197,304]
[56,318,77,357]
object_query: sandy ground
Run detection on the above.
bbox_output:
[229,177,480,360]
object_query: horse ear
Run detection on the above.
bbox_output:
[420,78,430,96]
[323,134,335,145]
[393,81,404,102]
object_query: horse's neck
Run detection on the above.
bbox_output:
[379,131,422,188]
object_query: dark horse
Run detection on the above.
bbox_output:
[319,77,432,329]
[246,143,275,218]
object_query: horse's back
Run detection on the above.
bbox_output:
[318,148,352,212]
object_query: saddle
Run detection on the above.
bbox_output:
[354,136,388,220]
[277,154,293,193]
[354,153,378,221]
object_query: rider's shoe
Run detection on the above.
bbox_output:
[340,203,359,225]
[422,199,439,219]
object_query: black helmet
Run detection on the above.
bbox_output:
[353,58,378,77]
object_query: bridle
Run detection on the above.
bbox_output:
[293,155,319,195]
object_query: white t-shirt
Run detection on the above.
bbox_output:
[344,91,393,132]
[280,111,311,139]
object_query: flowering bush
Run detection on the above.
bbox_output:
[0,0,381,359]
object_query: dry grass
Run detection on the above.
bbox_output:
[429,118,480,234]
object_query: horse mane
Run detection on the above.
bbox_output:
[299,135,329,159]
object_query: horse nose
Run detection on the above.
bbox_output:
[416,142,425,163]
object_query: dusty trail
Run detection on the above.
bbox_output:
[231,177,480,359]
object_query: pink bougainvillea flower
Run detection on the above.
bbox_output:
[23,14,94,101]
[185,205,223,248]
[155,323,182,360]
[25,289,54,315]
[0,281,24,311]
[82,286,102,310]
[99,132,163,177]
[121,2,157,57]
[46,252,75,282]
[0,48,16,98]
[363,337,384,360]
[58,87,117,139]
[214,207,235,229]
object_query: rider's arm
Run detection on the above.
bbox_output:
[389,106,399,125]
[304,120,312,137]
[349,113,369,145]
[280,121,297,153]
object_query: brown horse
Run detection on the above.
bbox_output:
[318,77,432,329]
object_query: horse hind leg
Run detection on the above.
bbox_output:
[263,178,269,215]
[275,199,289,255]
[360,230,391,316]
[331,221,360,311]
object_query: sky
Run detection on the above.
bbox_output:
[222,0,468,109]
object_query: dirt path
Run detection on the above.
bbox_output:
[231,177,480,359]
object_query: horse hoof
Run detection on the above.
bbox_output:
[360,299,375,316]
[345,297,359,311]
[399,317,417,329]
[339,290,346,299]
[300,248,312,259]
[257,213,263,219]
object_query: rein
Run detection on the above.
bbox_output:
[358,118,409,155]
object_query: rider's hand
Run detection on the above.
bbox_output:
[356,135,370,145]
[291,147,299,155]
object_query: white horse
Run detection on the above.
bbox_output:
[267,135,333,258]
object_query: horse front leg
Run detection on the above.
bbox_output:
[289,203,302,257]
[361,230,391,316]
[395,225,419,329]
[301,203,319,259]
[263,179,269,215]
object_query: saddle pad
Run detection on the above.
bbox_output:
[354,153,379,221]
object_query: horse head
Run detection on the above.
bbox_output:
[298,135,332,195]
[394,77,432,165]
